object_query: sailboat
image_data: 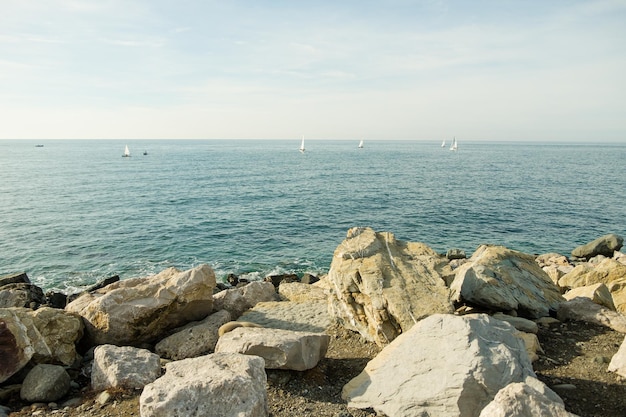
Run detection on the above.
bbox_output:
[441,139,446,148]
[358,139,364,148]
[122,145,131,157]
[449,137,458,151]
[299,136,305,153]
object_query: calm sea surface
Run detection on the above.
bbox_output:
[0,139,624,293]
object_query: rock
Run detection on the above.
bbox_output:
[608,335,626,378]
[571,233,623,260]
[536,253,571,269]
[557,297,626,333]
[342,313,535,417]
[479,376,576,417]
[328,227,454,346]
[0,272,30,287]
[563,283,616,310]
[0,310,34,383]
[20,364,70,403]
[67,275,120,303]
[44,291,67,309]
[140,353,267,417]
[264,273,299,288]
[91,344,161,391]
[278,282,327,302]
[215,327,329,371]
[450,245,564,319]
[515,331,543,362]
[493,312,539,333]
[446,248,466,259]
[301,273,320,284]
[65,265,216,346]
[155,309,232,360]
[238,300,331,333]
[212,280,277,319]
[0,283,45,309]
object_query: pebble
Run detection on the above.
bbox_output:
[552,383,577,392]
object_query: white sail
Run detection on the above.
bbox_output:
[449,137,458,151]
[441,139,446,147]
[299,136,305,153]
[123,145,131,157]
[358,139,364,148]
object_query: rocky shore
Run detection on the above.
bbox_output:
[1,229,625,417]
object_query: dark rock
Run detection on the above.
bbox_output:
[301,273,320,285]
[45,291,67,309]
[264,274,299,288]
[20,364,71,403]
[0,272,30,287]
[0,320,21,383]
[227,273,239,286]
[0,283,45,309]
[446,248,467,260]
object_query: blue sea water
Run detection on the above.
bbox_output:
[0,139,624,293]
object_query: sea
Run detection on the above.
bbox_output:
[0,139,624,294]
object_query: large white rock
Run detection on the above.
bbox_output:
[91,344,161,391]
[66,265,215,346]
[328,227,454,346]
[478,376,577,417]
[450,245,564,318]
[608,335,626,378]
[557,297,626,333]
[140,353,267,417]
[342,313,535,417]
[215,327,329,371]
[212,281,277,318]
[155,309,231,360]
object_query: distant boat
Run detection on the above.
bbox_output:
[449,137,458,151]
[441,140,446,148]
[358,139,364,148]
[299,136,305,153]
[122,145,131,157]
[35,144,44,148]
[143,150,148,155]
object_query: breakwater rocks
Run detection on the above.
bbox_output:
[1,229,626,417]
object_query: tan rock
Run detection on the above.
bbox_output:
[327,227,454,346]
[66,265,215,346]
[563,283,616,310]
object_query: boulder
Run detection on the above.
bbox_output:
[238,300,331,333]
[327,227,454,346]
[155,309,232,360]
[535,253,571,269]
[557,297,626,333]
[0,272,29,287]
[342,314,535,417]
[563,283,616,310]
[66,265,216,346]
[215,327,329,371]
[91,345,161,391]
[20,364,70,403]
[140,353,267,417]
[212,281,277,319]
[278,282,328,302]
[450,245,564,318]
[571,233,623,260]
[493,312,538,333]
[0,310,34,383]
[608,335,626,378]
[479,376,576,417]
[0,283,45,309]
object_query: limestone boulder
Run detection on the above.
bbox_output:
[342,313,535,417]
[155,309,231,360]
[479,376,576,417]
[571,233,623,260]
[0,310,35,383]
[327,227,454,346]
[278,282,328,302]
[66,265,216,346]
[450,245,564,318]
[215,327,329,371]
[238,300,331,333]
[140,353,267,417]
[20,364,70,403]
[91,345,161,391]
[557,297,626,333]
[563,283,616,310]
[212,281,277,319]
[608,335,626,378]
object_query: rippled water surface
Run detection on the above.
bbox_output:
[0,139,624,291]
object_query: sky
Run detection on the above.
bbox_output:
[1,0,625,141]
